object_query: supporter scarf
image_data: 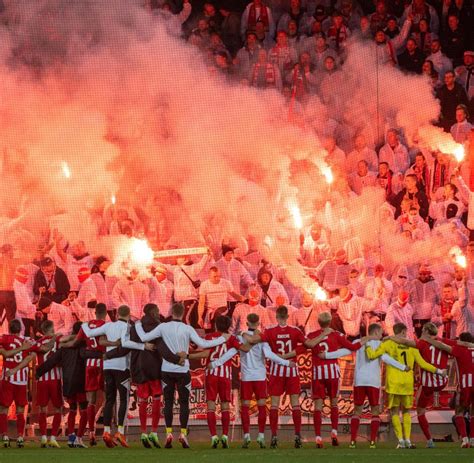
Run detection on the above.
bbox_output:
[269,45,292,69]
[413,163,430,194]
[291,66,308,98]
[432,159,446,193]
[248,4,269,31]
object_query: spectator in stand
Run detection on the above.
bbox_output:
[422,59,442,90]
[392,174,430,220]
[377,161,400,201]
[426,39,453,81]
[412,18,436,56]
[383,16,400,39]
[437,70,469,131]
[218,2,241,57]
[340,0,362,31]
[409,265,441,337]
[450,104,473,143]
[111,269,149,321]
[277,0,308,35]
[235,32,261,78]
[323,136,346,168]
[346,134,379,173]
[254,20,276,49]
[33,257,70,305]
[306,34,336,71]
[256,267,288,308]
[372,16,412,65]
[405,152,432,196]
[370,0,389,34]
[379,129,410,176]
[398,37,425,74]
[455,50,474,103]
[442,14,466,68]
[241,0,275,40]
[0,244,21,323]
[268,30,298,75]
[249,48,283,90]
[402,0,440,35]
[286,20,304,50]
[348,160,377,195]
[315,248,354,293]
[286,52,318,102]
[326,10,350,53]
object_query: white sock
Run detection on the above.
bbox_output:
[118,426,125,435]
[104,426,111,433]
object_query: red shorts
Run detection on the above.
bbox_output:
[459,387,474,408]
[241,380,267,401]
[85,365,104,392]
[66,392,87,404]
[416,385,445,408]
[312,378,339,400]
[205,375,231,403]
[268,375,300,397]
[0,381,27,408]
[36,380,63,408]
[353,386,380,407]
[136,379,162,399]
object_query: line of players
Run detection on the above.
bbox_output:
[0,302,474,450]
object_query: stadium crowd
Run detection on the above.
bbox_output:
[0,0,474,454]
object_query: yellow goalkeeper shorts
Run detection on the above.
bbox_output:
[387,393,414,409]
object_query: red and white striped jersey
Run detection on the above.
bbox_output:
[0,334,31,385]
[34,336,62,382]
[416,339,450,388]
[77,319,106,368]
[205,332,241,379]
[309,329,360,380]
[451,344,474,389]
[260,324,305,378]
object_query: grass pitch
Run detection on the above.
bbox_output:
[0,441,471,463]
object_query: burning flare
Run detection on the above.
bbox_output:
[61,161,71,179]
[314,285,328,301]
[450,246,467,269]
[321,165,334,184]
[288,202,303,230]
[130,238,154,266]
[111,195,116,205]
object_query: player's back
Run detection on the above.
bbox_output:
[206,331,240,379]
[416,338,449,388]
[451,343,474,388]
[35,336,62,382]
[0,334,29,384]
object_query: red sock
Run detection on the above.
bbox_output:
[350,415,360,441]
[313,410,322,436]
[270,408,279,436]
[67,408,76,435]
[258,406,266,433]
[139,400,148,433]
[207,411,217,436]
[370,416,380,441]
[87,404,96,433]
[222,410,230,436]
[151,398,161,432]
[39,412,47,436]
[470,417,474,438]
[78,409,87,438]
[455,415,467,438]
[241,405,250,434]
[417,413,431,440]
[16,413,26,437]
[330,406,339,432]
[292,407,301,435]
[51,413,62,437]
[0,413,7,435]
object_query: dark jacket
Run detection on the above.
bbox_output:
[391,188,430,220]
[436,83,469,131]
[398,48,425,74]
[33,266,70,304]
[35,346,101,397]
[106,314,181,384]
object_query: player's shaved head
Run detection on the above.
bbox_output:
[247,313,259,324]
[276,305,289,320]
[368,323,382,335]
[393,323,407,335]
[171,303,185,319]
[318,311,332,328]
[117,305,130,319]
[422,322,438,336]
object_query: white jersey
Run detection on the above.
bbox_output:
[325,339,406,388]
[134,320,225,374]
[210,331,290,382]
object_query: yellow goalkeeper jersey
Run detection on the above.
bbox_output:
[366,340,437,395]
